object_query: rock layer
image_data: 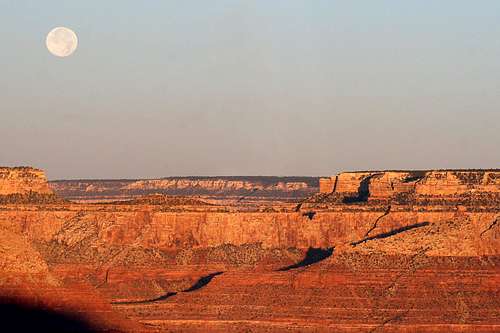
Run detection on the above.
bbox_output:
[50,176,319,201]
[320,170,500,199]
[0,167,53,195]
[0,168,499,332]
[0,207,498,256]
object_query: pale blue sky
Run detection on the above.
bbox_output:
[1,1,499,179]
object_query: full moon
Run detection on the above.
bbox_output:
[46,27,78,57]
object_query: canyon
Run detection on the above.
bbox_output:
[0,167,498,332]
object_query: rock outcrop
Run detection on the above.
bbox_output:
[320,170,500,202]
[50,176,319,201]
[123,179,311,192]
[0,167,53,195]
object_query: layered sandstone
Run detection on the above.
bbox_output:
[0,225,146,332]
[0,168,499,332]
[320,170,500,201]
[123,179,310,191]
[1,201,496,333]
[49,176,318,202]
[417,170,500,195]
[113,257,499,333]
[0,167,53,195]
[0,207,497,256]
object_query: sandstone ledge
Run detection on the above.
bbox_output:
[0,167,53,196]
[319,170,500,203]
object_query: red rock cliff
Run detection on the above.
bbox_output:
[0,167,53,195]
[320,170,500,199]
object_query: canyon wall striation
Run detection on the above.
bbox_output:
[0,208,498,257]
[320,170,500,201]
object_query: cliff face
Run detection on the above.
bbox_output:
[123,179,310,191]
[0,167,53,195]
[417,170,500,195]
[50,176,319,201]
[1,208,497,257]
[320,170,500,199]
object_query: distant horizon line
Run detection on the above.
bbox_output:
[48,175,325,182]
[48,168,500,182]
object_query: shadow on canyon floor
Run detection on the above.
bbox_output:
[351,222,431,246]
[0,298,99,333]
[302,211,316,220]
[183,271,224,292]
[112,271,224,305]
[278,247,334,271]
